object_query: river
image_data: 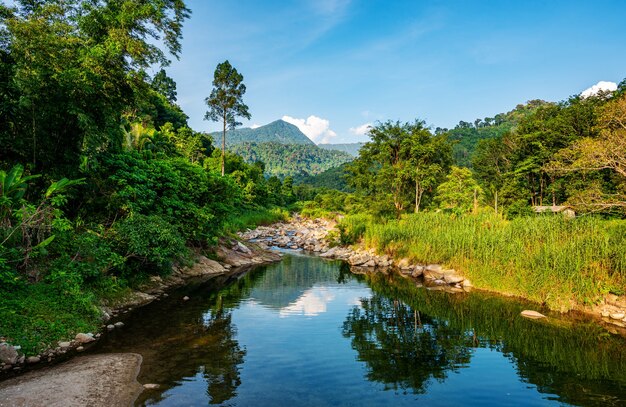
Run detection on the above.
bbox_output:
[91,253,626,406]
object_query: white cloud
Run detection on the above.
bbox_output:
[250,123,261,129]
[282,115,337,144]
[349,122,372,136]
[580,81,617,98]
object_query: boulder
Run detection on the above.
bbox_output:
[0,343,18,365]
[348,253,370,266]
[520,310,547,319]
[75,333,95,344]
[183,256,226,277]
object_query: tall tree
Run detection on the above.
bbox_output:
[348,120,451,216]
[204,60,251,176]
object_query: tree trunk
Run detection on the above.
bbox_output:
[473,187,478,214]
[221,114,226,177]
[494,189,498,215]
[415,180,419,213]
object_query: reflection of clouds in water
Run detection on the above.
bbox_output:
[348,297,363,307]
[280,287,336,317]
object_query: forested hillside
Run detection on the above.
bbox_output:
[229,142,353,178]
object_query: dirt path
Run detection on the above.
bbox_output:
[0,353,143,407]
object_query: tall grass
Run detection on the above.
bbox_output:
[344,212,626,311]
[222,207,289,234]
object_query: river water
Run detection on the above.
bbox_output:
[93,253,626,406]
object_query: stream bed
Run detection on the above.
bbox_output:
[92,253,626,406]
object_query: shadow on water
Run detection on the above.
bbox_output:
[91,255,626,406]
[345,272,626,406]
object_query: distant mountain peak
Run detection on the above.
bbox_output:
[213,119,315,146]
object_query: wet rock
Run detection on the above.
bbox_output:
[107,324,115,331]
[143,383,160,390]
[75,333,95,344]
[27,356,41,364]
[0,343,18,365]
[183,296,190,301]
[520,310,547,319]
[348,253,371,266]
[183,256,226,277]
[114,322,124,328]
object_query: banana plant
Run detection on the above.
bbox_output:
[0,164,41,221]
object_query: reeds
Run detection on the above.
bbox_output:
[348,212,626,310]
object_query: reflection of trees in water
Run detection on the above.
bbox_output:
[343,294,473,393]
[246,255,351,309]
[354,272,626,405]
[122,257,352,406]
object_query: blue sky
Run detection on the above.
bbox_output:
[163,0,626,143]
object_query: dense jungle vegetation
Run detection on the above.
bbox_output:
[0,1,292,353]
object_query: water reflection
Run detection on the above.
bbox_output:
[91,255,626,406]
[351,272,626,406]
[342,294,474,394]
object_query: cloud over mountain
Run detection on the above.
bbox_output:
[282,115,337,144]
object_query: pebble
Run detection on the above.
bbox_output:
[520,310,547,319]
[107,324,115,331]
[26,356,40,364]
[183,296,190,301]
[76,346,85,352]
[114,322,124,328]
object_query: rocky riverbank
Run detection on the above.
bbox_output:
[239,215,472,293]
[0,238,280,379]
[239,216,626,332]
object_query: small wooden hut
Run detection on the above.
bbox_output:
[532,205,576,218]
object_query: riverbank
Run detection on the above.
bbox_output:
[0,239,280,379]
[238,215,626,332]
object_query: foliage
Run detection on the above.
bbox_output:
[347,120,452,216]
[229,142,354,179]
[435,166,483,214]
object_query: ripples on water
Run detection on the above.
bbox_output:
[92,254,626,406]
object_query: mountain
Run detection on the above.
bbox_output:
[229,142,353,179]
[318,143,365,157]
[211,119,315,146]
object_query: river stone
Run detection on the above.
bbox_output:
[520,310,547,319]
[107,324,115,331]
[0,343,18,365]
[183,296,190,301]
[143,383,160,390]
[26,356,41,364]
[58,341,72,349]
[75,333,95,344]
[423,269,444,280]
[610,312,625,320]
[396,258,412,270]
[114,322,124,328]
[348,253,370,266]
[411,267,424,278]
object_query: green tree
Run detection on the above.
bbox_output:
[204,60,251,176]
[436,166,482,213]
[348,120,451,216]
